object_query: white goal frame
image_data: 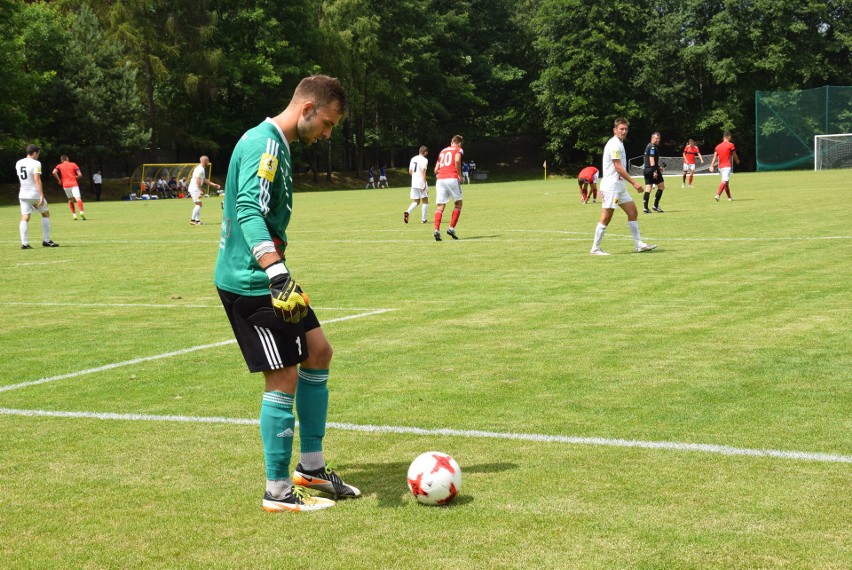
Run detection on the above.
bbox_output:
[814,133,852,171]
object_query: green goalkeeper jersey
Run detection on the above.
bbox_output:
[215,118,293,296]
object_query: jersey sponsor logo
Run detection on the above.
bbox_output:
[612,149,621,159]
[258,153,278,182]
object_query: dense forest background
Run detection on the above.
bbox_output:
[1,0,850,182]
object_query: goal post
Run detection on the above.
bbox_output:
[814,134,852,171]
[129,163,213,194]
[628,154,714,178]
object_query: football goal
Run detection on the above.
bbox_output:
[129,163,214,194]
[814,133,852,170]
[628,154,714,178]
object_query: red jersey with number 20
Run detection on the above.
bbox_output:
[436,145,463,180]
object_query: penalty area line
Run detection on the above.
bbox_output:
[0,308,395,394]
[0,408,848,464]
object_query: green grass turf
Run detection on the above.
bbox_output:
[0,170,850,568]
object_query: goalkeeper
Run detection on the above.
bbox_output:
[214,75,360,513]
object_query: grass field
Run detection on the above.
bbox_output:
[1,170,850,569]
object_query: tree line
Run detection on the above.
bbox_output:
[1,0,850,183]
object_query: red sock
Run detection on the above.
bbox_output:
[592,188,597,199]
[450,207,461,227]
[581,189,587,201]
[68,201,76,214]
[434,211,442,231]
[724,183,731,198]
[688,173,694,185]
[76,199,85,211]
[717,183,725,197]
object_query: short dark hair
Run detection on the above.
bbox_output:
[723,131,732,138]
[452,135,463,145]
[26,144,40,155]
[652,131,661,138]
[614,118,629,127]
[293,75,349,118]
[419,145,428,154]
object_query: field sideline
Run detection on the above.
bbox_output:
[1,170,850,568]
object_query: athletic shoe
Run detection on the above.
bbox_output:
[635,243,657,253]
[421,219,428,224]
[689,184,694,188]
[728,198,734,201]
[72,215,77,221]
[434,230,442,242]
[592,199,596,203]
[643,208,651,214]
[21,244,32,250]
[582,199,587,204]
[403,211,409,224]
[589,248,610,256]
[447,227,459,240]
[261,487,335,513]
[80,213,86,221]
[652,206,664,213]
[42,240,59,247]
[681,183,685,188]
[714,195,720,202]
[293,463,362,499]
[189,220,198,225]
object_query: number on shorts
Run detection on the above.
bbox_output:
[295,336,302,356]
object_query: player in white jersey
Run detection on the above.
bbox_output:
[188,155,221,225]
[403,146,429,224]
[590,118,656,255]
[16,145,58,249]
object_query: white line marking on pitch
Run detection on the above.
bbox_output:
[0,301,386,311]
[0,309,394,394]
[0,408,848,465]
[15,259,71,267]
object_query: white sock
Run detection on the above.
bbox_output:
[592,222,607,250]
[266,478,293,499]
[406,202,417,214]
[628,220,641,246]
[42,217,51,242]
[299,451,325,471]
[20,220,28,245]
[192,205,201,221]
[422,204,428,221]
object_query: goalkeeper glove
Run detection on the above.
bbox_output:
[266,262,310,324]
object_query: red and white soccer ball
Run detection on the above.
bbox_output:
[406,451,462,506]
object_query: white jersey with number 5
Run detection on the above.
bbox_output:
[600,136,626,192]
[16,157,42,200]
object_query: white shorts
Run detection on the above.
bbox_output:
[683,163,695,172]
[63,186,81,199]
[410,185,428,200]
[436,178,462,204]
[599,184,633,209]
[20,197,49,215]
[379,176,387,182]
[719,167,732,182]
[189,188,203,201]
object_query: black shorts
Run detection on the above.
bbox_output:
[217,287,320,372]
[643,167,663,185]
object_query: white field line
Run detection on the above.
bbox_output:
[0,301,385,311]
[15,259,71,267]
[0,407,848,464]
[0,309,394,394]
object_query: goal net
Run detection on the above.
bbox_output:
[628,154,714,178]
[129,163,213,194]
[814,134,852,170]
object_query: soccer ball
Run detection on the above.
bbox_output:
[406,451,462,505]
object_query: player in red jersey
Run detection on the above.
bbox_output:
[432,135,464,241]
[709,132,740,201]
[53,155,86,220]
[577,166,599,204]
[681,139,704,188]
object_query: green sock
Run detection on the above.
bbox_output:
[296,368,329,455]
[260,391,295,480]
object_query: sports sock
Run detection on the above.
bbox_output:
[266,478,293,499]
[296,368,329,463]
[260,391,295,481]
[643,192,650,209]
[717,183,725,197]
[434,210,442,230]
[406,202,417,214]
[654,188,663,208]
[688,172,694,185]
[421,204,428,222]
[192,204,201,221]
[450,207,461,227]
[581,188,587,201]
[724,183,731,198]
[592,188,597,200]
[68,201,76,214]
[76,199,85,213]
[20,220,28,245]
[42,217,51,241]
[628,220,641,246]
[592,222,607,249]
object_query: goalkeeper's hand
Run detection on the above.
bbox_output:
[267,264,310,324]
